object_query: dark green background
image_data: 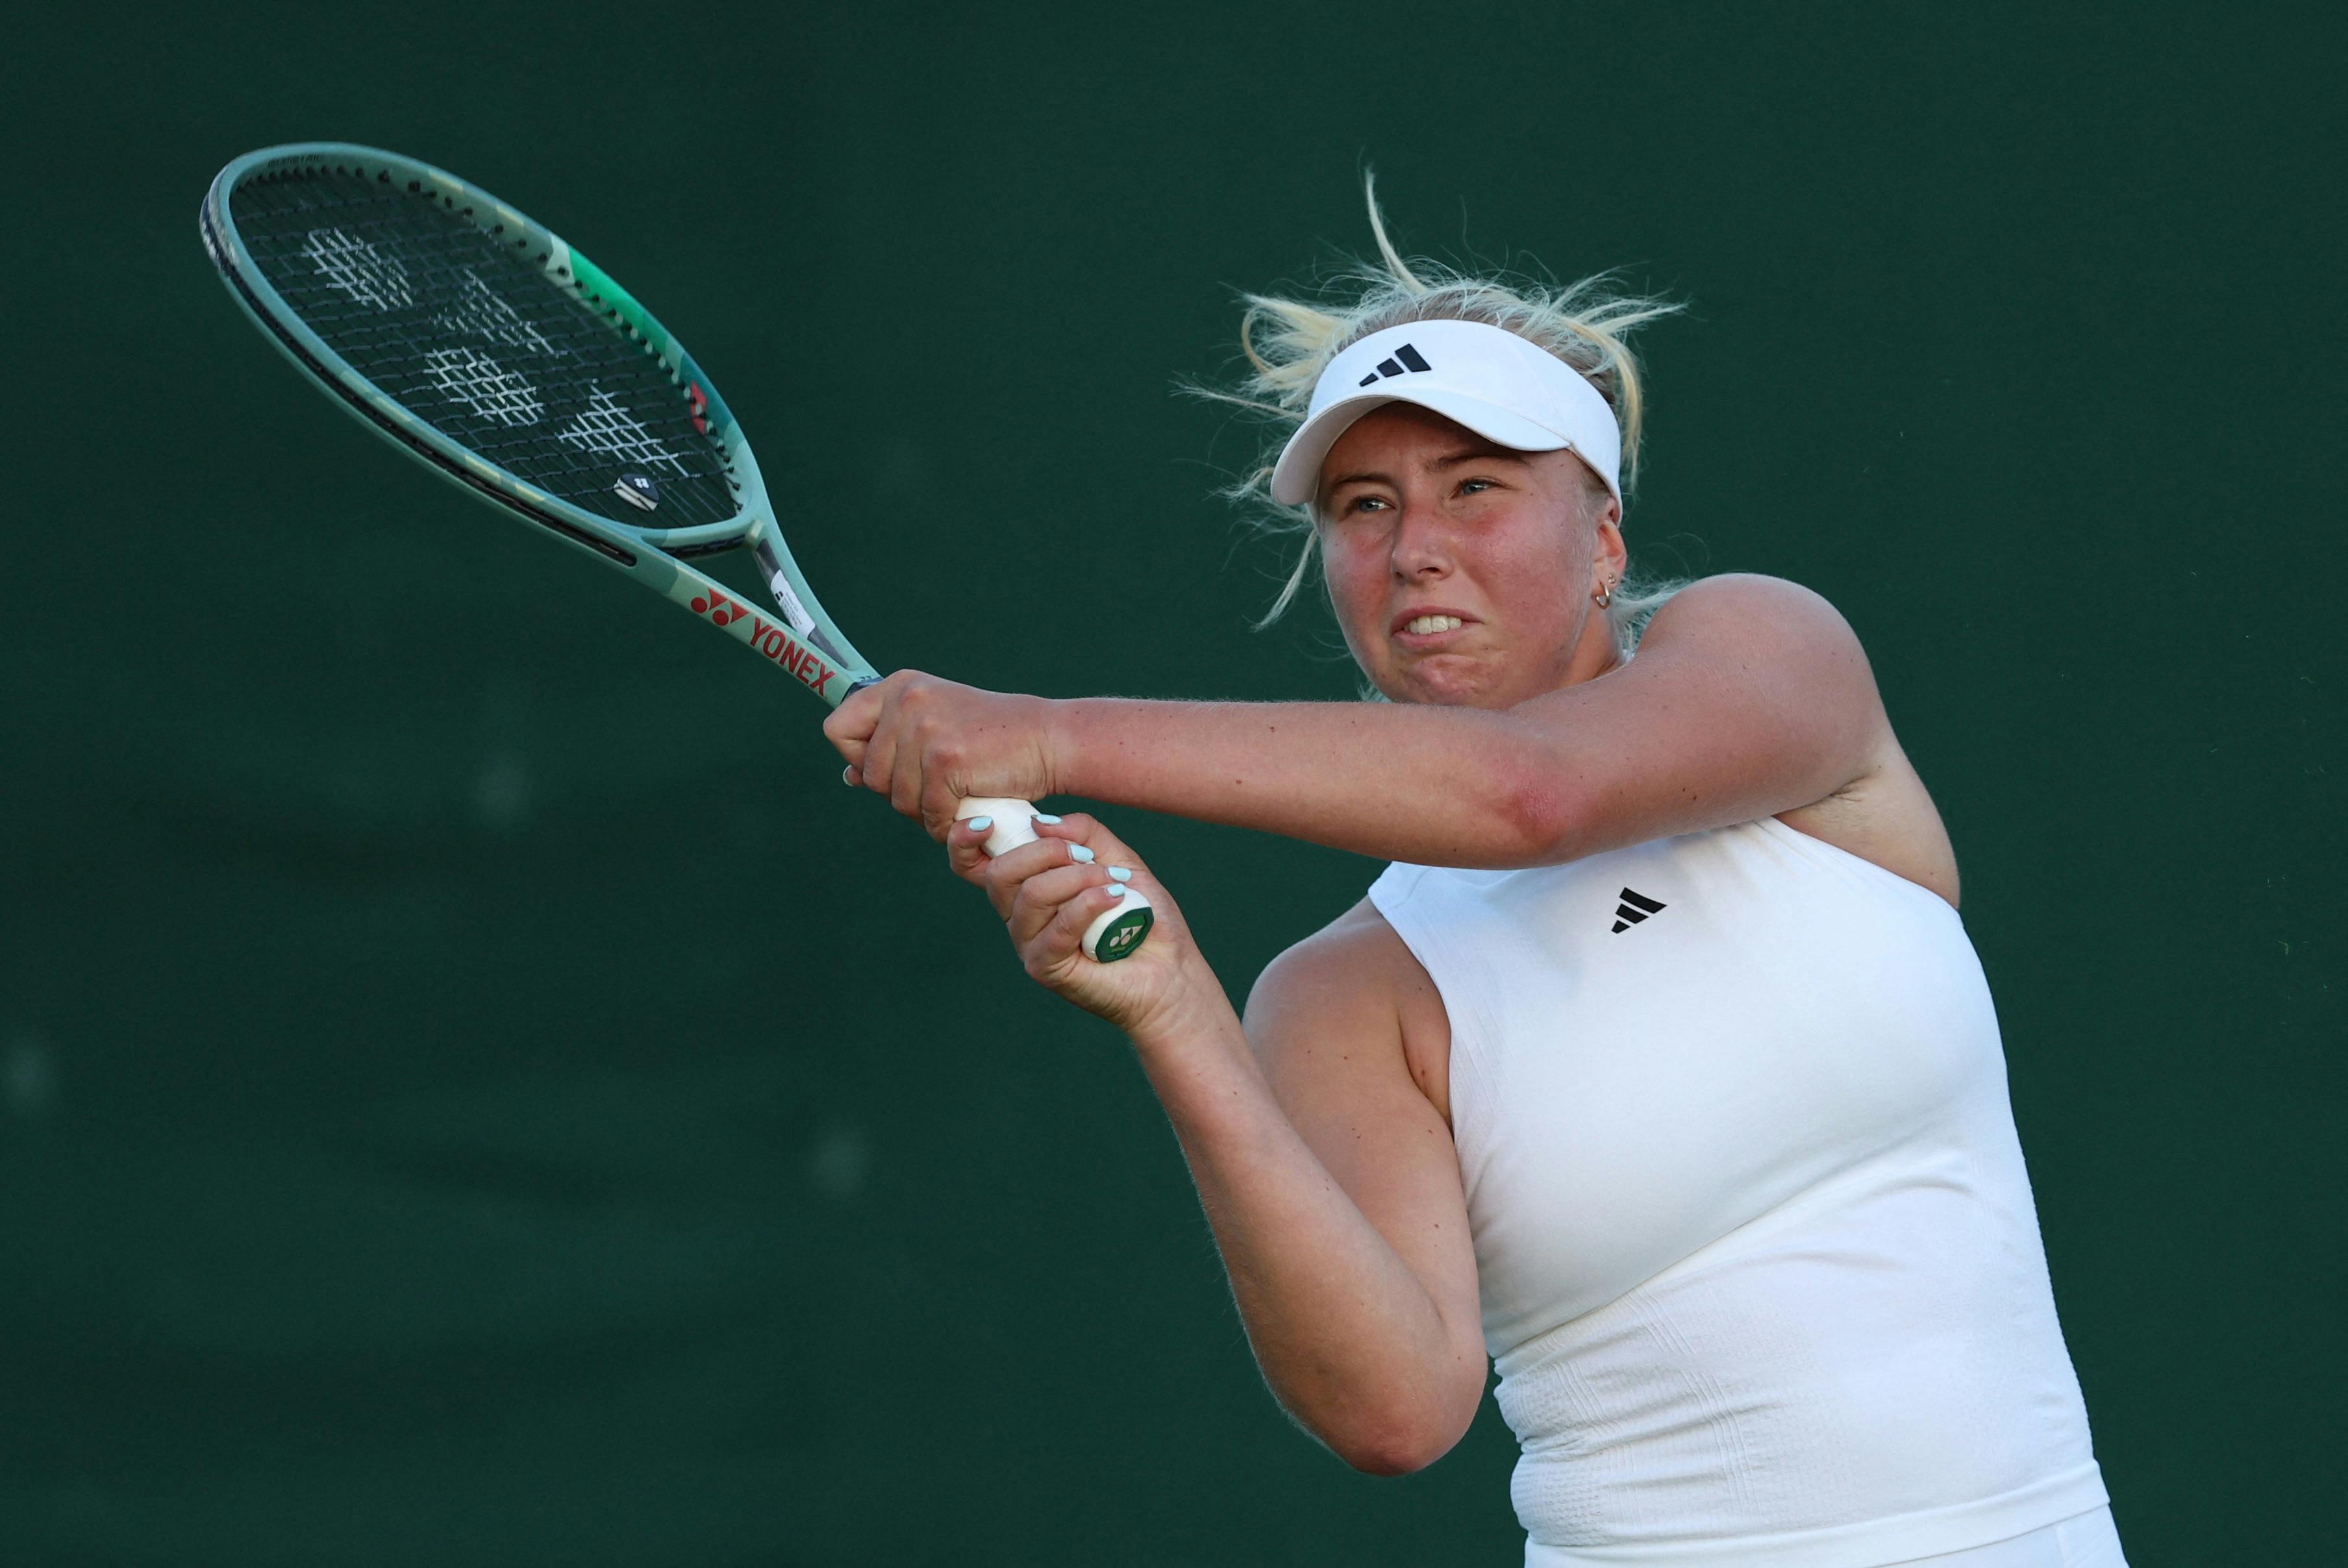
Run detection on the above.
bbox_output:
[5,5,2337,1563]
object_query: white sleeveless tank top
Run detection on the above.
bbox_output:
[1368,816,2109,1568]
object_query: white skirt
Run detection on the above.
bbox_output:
[1523,1506,2129,1568]
[1890,1508,2127,1568]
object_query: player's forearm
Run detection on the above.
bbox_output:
[1126,995,1477,1473]
[1051,697,1571,867]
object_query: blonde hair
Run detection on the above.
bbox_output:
[1200,178,1688,653]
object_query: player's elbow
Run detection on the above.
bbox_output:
[1328,1411,1467,1477]
[1310,1378,1479,1477]
[1340,1439,1447,1478]
[1486,747,1583,866]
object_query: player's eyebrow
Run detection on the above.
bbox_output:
[1327,447,1527,490]
[1430,446,1527,469]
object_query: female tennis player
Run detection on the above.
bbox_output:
[825,199,2126,1568]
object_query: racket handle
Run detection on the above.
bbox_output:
[954,797,1155,963]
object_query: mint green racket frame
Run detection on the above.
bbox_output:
[202,142,1155,960]
[200,142,878,706]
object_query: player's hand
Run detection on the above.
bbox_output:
[947,810,1209,1037]
[824,671,1059,841]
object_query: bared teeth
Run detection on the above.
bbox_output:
[1403,615,1464,635]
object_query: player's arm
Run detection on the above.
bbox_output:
[1218,911,1487,1472]
[831,574,1890,869]
[967,817,1484,1474]
[1053,573,1888,865]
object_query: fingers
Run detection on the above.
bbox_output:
[946,814,997,887]
[1005,862,1120,950]
[966,824,1093,916]
[829,671,948,832]
[888,730,927,824]
[919,773,966,845]
[1029,813,1154,895]
[955,810,1149,918]
[831,673,1057,848]
[1022,880,1142,981]
[858,677,907,806]
[951,807,1184,1026]
[821,681,881,772]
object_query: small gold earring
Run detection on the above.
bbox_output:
[1593,580,1614,609]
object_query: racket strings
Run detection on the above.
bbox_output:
[231,170,738,528]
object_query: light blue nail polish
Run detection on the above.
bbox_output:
[1103,884,1127,898]
[1034,813,1063,824]
[1107,866,1133,882]
[966,815,992,833]
[1068,844,1096,864]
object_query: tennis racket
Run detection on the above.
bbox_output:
[199,143,1153,963]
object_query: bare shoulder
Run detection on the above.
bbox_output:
[1641,573,1961,908]
[1247,900,1454,1125]
[1639,572,1874,671]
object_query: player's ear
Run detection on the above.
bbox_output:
[1588,493,1625,588]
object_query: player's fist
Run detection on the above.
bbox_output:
[947,810,1205,1036]
[823,671,1060,841]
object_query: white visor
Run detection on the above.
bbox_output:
[1269,318,1623,509]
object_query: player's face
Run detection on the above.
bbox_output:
[1316,404,1625,708]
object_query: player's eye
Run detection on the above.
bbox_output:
[1458,477,1496,496]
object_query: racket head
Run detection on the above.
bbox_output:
[200,143,873,692]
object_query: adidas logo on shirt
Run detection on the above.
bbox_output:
[1358,342,1434,386]
[1612,888,1666,933]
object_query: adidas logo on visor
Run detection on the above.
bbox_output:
[1358,342,1433,386]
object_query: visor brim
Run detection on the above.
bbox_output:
[1268,388,1579,507]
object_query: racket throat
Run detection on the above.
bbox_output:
[752,535,853,666]
[766,567,816,638]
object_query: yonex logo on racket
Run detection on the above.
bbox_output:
[743,611,834,693]
[1357,342,1434,387]
[687,590,839,695]
[690,588,749,626]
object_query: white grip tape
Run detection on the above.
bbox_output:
[954,797,1154,962]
